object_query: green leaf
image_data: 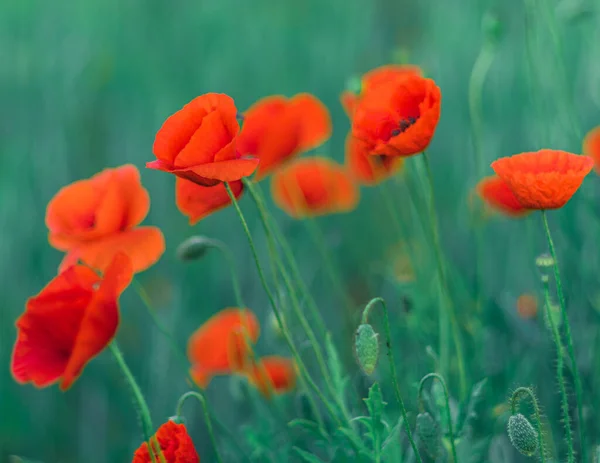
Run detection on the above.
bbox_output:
[335,427,373,458]
[362,383,387,458]
[288,419,329,440]
[382,416,404,454]
[326,332,348,394]
[458,377,488,435]
[293,447,324,463]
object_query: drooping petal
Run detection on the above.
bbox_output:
[176,178,244,225]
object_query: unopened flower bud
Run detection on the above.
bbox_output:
[507,413,538,456]
[416,412,442,459]
[354,323,379,376]
[176,236,215,261]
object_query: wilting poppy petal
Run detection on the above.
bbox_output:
[59,227,165,274]
[271,157,359,218]
[238,93,331,180]
[246,356,296,399]
[176,178,244,225]
[133,420,200,463]
[352,74,441,157]
[491,150,594,209]
[583,126,600,173]
[476,175,531,218]
[345,133,404,185]
[187,308,259,388]
[11,253,132,390]
[149,93,258,185]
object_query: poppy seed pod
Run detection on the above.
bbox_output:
[507,413,539,456]
[354,323,379,376]
[176,236,215,261]
[416,412,442,459]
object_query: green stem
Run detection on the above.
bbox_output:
[175,391,223,463]
[419,152,468,399]
[206,239,245,309]
[109,342,164,463]
[225,182,344,428]
[243,180,352,425]
[509,387,546,463]
[417,373,458,463]
[468,40,496,315]
[542,277,573,462]
[131,279,239,461]
[362,297,422,463]
[541,210,585,460]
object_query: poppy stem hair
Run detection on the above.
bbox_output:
[109,342,165,463]
[130,278,234,462]
[361,297,423,463]
[541,211,584,461]
[174,391,224,463]
[419,151,468,399]
[416,373,458,463]
[224,182,345,429]
[509,387,546,462]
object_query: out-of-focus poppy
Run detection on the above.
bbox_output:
[246,356,296,399]
[583,126,600,173]
[345,133,404,185]
[341,64,423,118]
[176,178,244,225]
[491,150,593,209]
[187,308,259,388]
[516,294,538,320]
[148,93,259,186]
[46,165,165,274]
[11,253,133,391]
[271,157,359,218]
[476,175,531,218]
[132,420,199,463]
[352,73,441,157]
[237,94,331,180]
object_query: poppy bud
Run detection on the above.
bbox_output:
[176,236,215,261]
[507,413,538,456]
[416,412,442,459]
[354,323,379,376]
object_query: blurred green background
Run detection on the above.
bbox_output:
[2,0,600,461]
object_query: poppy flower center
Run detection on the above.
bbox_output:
[390,117,417,137]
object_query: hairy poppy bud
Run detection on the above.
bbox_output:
[507,413,538,456]
[416,412,442,459]
[354,323,379,375]
[176,236,215,261]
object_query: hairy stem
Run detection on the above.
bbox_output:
[510,387,546,463]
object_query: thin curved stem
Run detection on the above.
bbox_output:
[510,387,546,462]
[225,182,343,428]
[362,297,422,463]
[542,277,574,462]
[208,239,245,309]
[109,342,164,463]
[175,391,223,463]
[541,210,585,460]
[420,152,467,399]
[417,373,458,463]
[131,279,241,461]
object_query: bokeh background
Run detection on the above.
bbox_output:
[2,0,600,461]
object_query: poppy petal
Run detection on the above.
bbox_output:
[289,93,332,152]
[185,157,260,183]
[476,175,531,217]
[345,133,404,185]
[176,178,244,225]
[583,126,600,172]
[247,356,296,398]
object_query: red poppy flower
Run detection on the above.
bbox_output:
[345,133,404,185]
[352,73,441,157]
[583,126,600,173]
[491,150,593,209]
[237,93,331,180]
[516,294,538,320]
[187,308,260,388]
[11,253,133,391]
[46,165,165,274]
[476,175,531,217]
[341,64,423,118]
[246,356,296,399]
[148,93,259,186]
[271,157,359,218]
[176,178,244,225]
[133,420,199,463]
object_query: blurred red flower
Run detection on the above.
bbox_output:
[148,93,258,186]
[132,421,199,463]
[11,253,133,391]
[46,164,165,273]
[246,356,297,399]
[237,93,331,180]
[345,133,404,185]
[476,175,531,217]
[583,126,600,173]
